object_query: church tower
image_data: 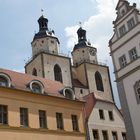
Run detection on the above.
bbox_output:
[72,27,114,102]
[72,27,97,66]
[25,15,72,87]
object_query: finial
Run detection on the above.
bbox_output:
[79,21,82,28]
[41,9,44,16]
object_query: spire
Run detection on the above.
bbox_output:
[77,27,87,43]
[38,15,48,31]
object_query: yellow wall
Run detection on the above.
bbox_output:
[0,87,85,140]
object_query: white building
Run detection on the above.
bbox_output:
[109,0,140,140]
[25,14,127,140]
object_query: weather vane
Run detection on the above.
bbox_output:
[79,21,82,27]
[41,9,44,15]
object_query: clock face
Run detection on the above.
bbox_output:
[89,48,96,56]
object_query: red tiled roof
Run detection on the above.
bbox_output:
[83,92,114,120]
[0,68,66,98]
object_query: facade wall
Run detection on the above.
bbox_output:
[122,69,140,140]
[43,54,72,87]
[0,87,85,140]
[32,36,59,57]
[25,55,43,77]
[73,64,87,86]
[85,63,113,101]
[25,54,72,87]
[74,87,89,98]
[88,101,126,140]
[72,47,97,66]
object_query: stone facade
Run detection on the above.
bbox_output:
[109,0,140,139]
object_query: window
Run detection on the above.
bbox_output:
[127,18,135,30]
[108,111,114,121]
[99,109,105,120]
[0,76,8,87]
[95,71,104,92]
[30,80,44,94]
[0,105,8,124]
[71,115,79,131]
[64,88,75,100]
[54,64,63,83]
[80,89,83,94]
[119,55,127,68]
[20,108,28,127]
[92,129,99,140]
[112,132,118,140]
[32,83,41,93]
[119,25,126,37]
[39,110,46,128]
[32,68,37,76]
[122,132,127,140]
[134,80,140,104]
[0,73,11,87]
[129,47,137,61]
[56,113,63,130]
[102,130,108,140]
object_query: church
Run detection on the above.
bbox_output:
[0,5,126,140]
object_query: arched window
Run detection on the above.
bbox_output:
[63,88,75,100]
[32,68,37,76]
[0,73,11,87]
[95,71,104,92]
[29,80,44,94]
[32,83,41,93]
[54,64,63,83]
[65,89,73,99]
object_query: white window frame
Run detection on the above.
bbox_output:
[119,55,127,68]
[129,47,137,61]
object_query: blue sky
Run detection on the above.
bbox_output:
[0,0,139,106]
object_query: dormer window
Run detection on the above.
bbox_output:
[0,73,11,87]
[30,80,44,94]
[62,88,75,100]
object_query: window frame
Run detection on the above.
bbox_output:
[119,25,126,37]
[112,131,118,140]
[119,55,127,68]
[29,80,44,94]
[71,115,79,131]
[54,64,63,83]
[20,107,28,127]
[122,132,127,140]
[92,129,99,140]
[99,109,105,120]
[56,112,64,130]
[129,47,137,61]
[63,88,75,100]
[134,80,140,104]
[0,105,8,125]
[102,130,109,140]
[127,18,135,30]
[0,73,11,87]
[108,111,114,121]
[39,110,47,128]
[95,71,104,92]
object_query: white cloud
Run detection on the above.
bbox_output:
[65,0,117,60]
